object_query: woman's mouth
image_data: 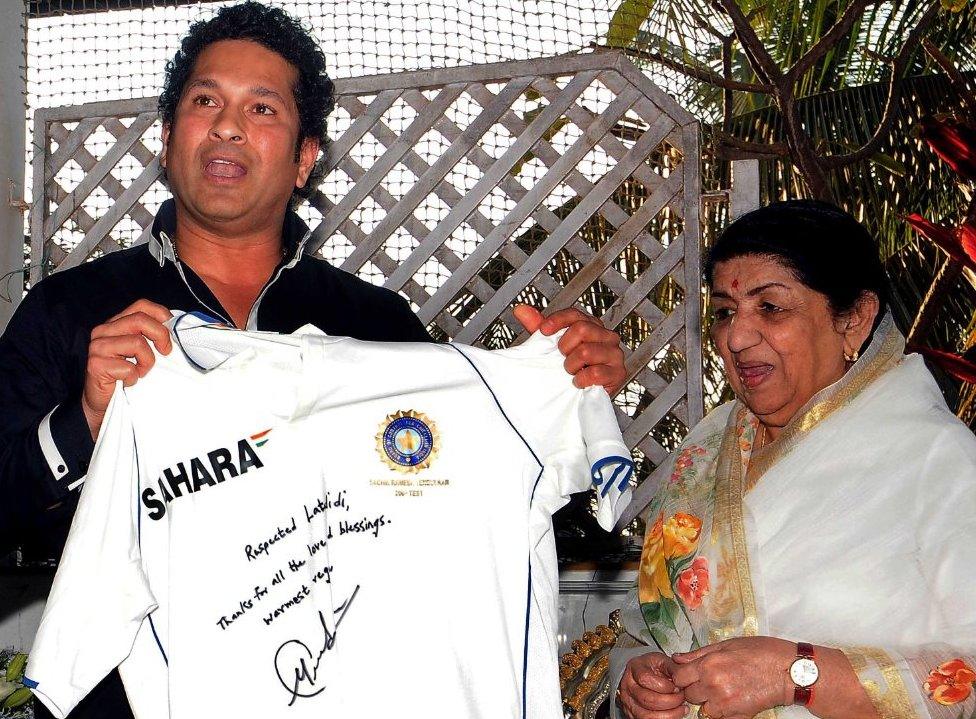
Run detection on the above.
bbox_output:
[736,362,773,389]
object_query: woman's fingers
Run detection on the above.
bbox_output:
[673,643,725,664]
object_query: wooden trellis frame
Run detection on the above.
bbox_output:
[29,50,704,498]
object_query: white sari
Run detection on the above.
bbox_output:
[612,315,976,719]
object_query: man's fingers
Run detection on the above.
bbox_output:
[91,313,172,355]
[108,299,172,324]
[555,317,617,355]
[512,304,544,334]
[563,342,625,375]
[89,358,141,388]
[537,307,600,335]
[558,326,626,394]
[572,365,623,394]
[89,336,157,376]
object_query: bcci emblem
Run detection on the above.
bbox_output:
[376,410,439,473]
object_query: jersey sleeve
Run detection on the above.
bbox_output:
[577,385,636,529]
[457,331,634,531]
[24,385,157,719]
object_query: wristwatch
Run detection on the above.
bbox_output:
[789,642,819,706]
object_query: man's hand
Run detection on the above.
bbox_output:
[670,638,795,719]
[513,305,626,395]
[617,651,687,719]
[83,299,173,440]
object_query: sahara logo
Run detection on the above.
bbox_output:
[141,429,271,520]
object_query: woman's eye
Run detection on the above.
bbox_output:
[192,95,216,107]
[712,308,733,321]
[254,103,275,115]
[760,302,782,313]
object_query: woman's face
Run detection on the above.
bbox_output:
[709,255,851,432]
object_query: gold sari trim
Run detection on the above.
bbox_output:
[710,406,759,640]
[842,646,918,719]
[745,316,905,489]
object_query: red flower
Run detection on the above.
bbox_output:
[669,446,703,482]
[920,116,976,182]
[908,344,976,384]
[905,214,976,272]
[675,557,710,610]
[961,220,976,264]
[924,659,976,705]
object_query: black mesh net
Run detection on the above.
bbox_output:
[24,0,701,266]
[21,1,723,566]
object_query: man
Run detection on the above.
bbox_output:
[0,2,626,716]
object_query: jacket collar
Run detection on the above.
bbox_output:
[147,198,313,268]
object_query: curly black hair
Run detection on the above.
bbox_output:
[158,1,335,204]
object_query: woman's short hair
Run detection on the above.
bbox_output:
[704,199,890,327]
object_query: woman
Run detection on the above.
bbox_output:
[612,200,976,719]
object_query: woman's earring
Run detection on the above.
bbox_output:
[844,349,859,363]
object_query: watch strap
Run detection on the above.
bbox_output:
[793,642,816,706]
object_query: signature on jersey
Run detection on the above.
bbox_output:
[273,585,361,706]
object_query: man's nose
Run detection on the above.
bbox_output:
[210,107,246,143]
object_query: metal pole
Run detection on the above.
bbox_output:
[730,159,761,220]
[0,1,28,331]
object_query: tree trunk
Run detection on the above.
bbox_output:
[776,90,835,201]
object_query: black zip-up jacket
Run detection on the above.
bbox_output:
[0,199,431,555]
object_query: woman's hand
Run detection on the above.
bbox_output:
[617,651,687,719]
[670,637,795,719]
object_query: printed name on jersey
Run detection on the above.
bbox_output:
[375,410,439,473]
[141,429,271,520]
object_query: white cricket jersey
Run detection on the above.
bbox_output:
[27,312,634,719]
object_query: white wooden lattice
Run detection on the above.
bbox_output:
[29,50,704,491]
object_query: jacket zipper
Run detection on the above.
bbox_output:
[161,229,312,330]
[243,228,312,330]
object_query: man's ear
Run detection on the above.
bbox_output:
[836,291,881,358]
[161,122,171,169]
[295,137,319,188]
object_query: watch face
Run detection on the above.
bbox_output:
[790,658,819,688]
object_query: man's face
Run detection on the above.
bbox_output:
[161,39,318,235]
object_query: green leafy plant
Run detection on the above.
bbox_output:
[600,0,976,425]
[0,650,33,718]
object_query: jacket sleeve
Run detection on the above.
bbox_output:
[384,292,433,343]
[0,282,94,551]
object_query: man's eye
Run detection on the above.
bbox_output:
[192,95,216,107]
[254,103,276,115]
